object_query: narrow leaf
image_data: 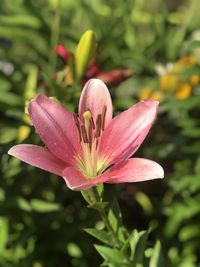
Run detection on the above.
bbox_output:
[84,228,112,246]
[95,245,127,266]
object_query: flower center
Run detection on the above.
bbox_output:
[73,107,108,178]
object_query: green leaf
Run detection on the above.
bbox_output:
[108,199,122,232]
[81,189,94,205]
[121,231,134,253]
[0,91,23,106]
[0,188,5,202]
[30,199,60,213]
[96,183,104,200]
[135,191,153,215]
[0,217,8,252]
[164,199,200,237]
[182,127,200,138]
[17,197,32,212]
[87,202,109,212]
[176,66,200,77]
[75,30,97,80]
[24,64,38,100]
[117,226,126,243]
[179,225,200,241]
[184,40,200,52]
[129,229,149,264]
[81,185,105,207]
[108,209,118,232]
[84,228,112,246]
[0,15,41,28]
[94,245,126,266]
[0,127,18,144]
[195,157,200,173]
[147,240,163,267]
[67,243,83,258]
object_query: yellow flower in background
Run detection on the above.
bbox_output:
[190,75,199,86]
[160,74,180,91]
[138,54,199,101]
[17,126,31,142]
[138,87,152,99]
[175,84,192,100]
[150,91,164,101]
[17,114,32,142]
[138,87,164,101]
[177,54,197,66]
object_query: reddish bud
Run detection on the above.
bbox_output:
[55,44,74,62]
[96,68,133,86]
[86,60,101,78]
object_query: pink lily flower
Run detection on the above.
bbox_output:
[8,79,164,190]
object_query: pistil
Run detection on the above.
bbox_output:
[73,107,108,178]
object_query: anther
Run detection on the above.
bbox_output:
[84,109,95,129]
[76,123,82,142]
[81,125,89,143]
[96,114,102,137]
[101,106,107,131]
[73,113,82,142]
[73,113,79,124]
[90,116,95,129]
[83,110,92,121]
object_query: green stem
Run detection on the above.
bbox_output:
[82,187,133,266]
[90,187,121,248]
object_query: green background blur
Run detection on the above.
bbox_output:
[0,0,200,266]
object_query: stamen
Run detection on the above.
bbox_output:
[73,113,79,124]
[81,125,89,143]
[74,109,110,178]
[75,123,82,142]
[96,114,102,137]
[101,106,107,131]
[73,113,82,142]
[90,116,95,129]
[85,109,95,129]
[83,110,92,145]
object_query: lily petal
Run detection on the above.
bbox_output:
[79,79,112,126]
[62,167,111,190]
[62,157,163,190]
[106,158,164,184]
[29,94,81,164]
[99,100,159,164]
[8,144,67,176]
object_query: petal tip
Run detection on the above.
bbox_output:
[141,99,159,107]
[8,145,19,156]
[28,93,48,110]
[8,147,14,156]
[157,165,164,179]
[84,78,108,90]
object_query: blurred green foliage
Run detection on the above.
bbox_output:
[1,0,200,266]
